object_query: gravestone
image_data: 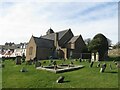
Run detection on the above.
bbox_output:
[90,61,94,67]
[91,53,95,61]
[117,64,120,68]
[20,67,28,72]
[97,62,100,68]
[26,60,32,65]
[33,57,37,64]
[109,64,112,70]
[96,52,99,62]
[53,61,57,66]
[71,61,73,65]
[43,61,46,64]
[0,64,5,68]
[54,65,57,70]
[49,56,53,60]
[114,62,117,65]
[91,52,99,62]
[100,63,106,73]
[74,59,77,61]
[35,62,41,68]
[56,76,65,83]
[79,58,82,62]
[50,60,53,63]
[116,63,120,68]
[15,56,21,65]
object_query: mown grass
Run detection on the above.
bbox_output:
[2,59,119,88]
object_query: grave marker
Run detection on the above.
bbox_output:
[56,76,65,83]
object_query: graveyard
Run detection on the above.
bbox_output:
[2,58,119,88]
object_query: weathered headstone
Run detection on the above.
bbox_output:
[117,64,120,68]
[0,64,5,68]
[50,60,53,63]
[116,63,120,68]
[53,61,57,66]
[100,63,106,73]
[56,76,65,83]
[79,58,82,62]
[26,60,32,65]
[43,61,46,64]
[109,64,112,70]
[90,61,94,67]
[35,62,41,68]
[96,52,99,62]
[49,56,53,60]
[15,56,21,65]
[54,65,57,70]
[114,62,117,65]
[20,67,28,72]
[97,62,100,68]
[71,61,73,65]
[68,64,70,68]
[74,59,77,61]
[33,57,37,64]
[22,53,26,63]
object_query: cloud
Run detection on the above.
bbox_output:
[0,1,118,45]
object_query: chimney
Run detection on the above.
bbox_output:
[54,33,59,49]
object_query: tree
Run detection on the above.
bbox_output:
[83,38,91,53]
[88,33,109,60]
[113,41,120,49]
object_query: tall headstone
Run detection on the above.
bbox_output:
[91,53,95,62]
[15,56,21,65]
[90,61,94,67]
[100,63,107,73]
[109,64,112,70]
[79,58,82,62]
[96,52,99,62]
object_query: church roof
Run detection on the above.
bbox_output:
[41,29,69,40]
[68,35,80,43]
[33,36,54,48]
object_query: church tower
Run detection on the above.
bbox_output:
[46,28,54,35]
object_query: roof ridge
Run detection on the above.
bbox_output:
[56,29,69,33]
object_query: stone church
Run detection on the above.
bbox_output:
[26,28,86,61]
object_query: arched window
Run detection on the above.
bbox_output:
[29,47,33,55]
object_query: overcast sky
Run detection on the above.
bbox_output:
[0,0,119,45]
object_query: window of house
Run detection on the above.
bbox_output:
[29,47,33,55]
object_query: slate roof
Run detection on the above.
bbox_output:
[33,36,54,48]
[41,29,69,40]
[68,35,80,43]
[0,45,16,49]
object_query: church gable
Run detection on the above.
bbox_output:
[26,36,37,61]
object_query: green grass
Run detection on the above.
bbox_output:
[2,59,119,88]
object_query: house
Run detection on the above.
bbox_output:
[0,42,27,58]
[26,28,86,61]
[14,43,27,56]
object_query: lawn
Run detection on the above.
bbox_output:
[2,59,119,88]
